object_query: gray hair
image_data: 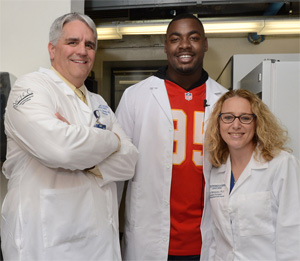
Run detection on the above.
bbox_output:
[49,12,97,49]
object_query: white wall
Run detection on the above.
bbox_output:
[0,0,84,78]
[0,0,84,227]
[204,35,300,81]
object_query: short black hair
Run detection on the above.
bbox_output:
[167,13,204,32]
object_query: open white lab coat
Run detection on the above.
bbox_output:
[200,150,300,260]
[116,75,227,260]
[1,68,138,260]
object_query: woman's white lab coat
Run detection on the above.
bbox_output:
[116,75,227,261]
[200,150,300,260]
[1,68,138,260]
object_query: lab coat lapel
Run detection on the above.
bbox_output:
[211,158,231,197]
[235,164,252,190]
[86,91,102,124]
[228,155,253,195]
[40,68,93,126]
[205,86,218,123]
[204,78,228,124]
[150,78,173,124]
[67,87,92,126]
[78,86,92,113]
[231,152,268,193]
[217,157,232,194]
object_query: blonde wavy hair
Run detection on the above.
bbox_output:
[205,89,291,167]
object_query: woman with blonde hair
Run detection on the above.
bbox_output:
[200,89,300,261]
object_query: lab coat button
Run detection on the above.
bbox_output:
[164,200,169,206]
[163,237,168,242]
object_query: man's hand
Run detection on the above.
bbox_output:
[55,112,70,125]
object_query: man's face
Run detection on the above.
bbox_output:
[164,18,208,76]
[48,20,96,87]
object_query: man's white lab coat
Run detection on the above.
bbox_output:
[1,68,138,260]
[116,75,227,260]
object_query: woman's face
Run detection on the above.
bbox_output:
[219,96,256,155]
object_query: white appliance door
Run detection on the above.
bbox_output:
[272,61,300,160]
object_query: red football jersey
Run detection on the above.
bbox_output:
[165,79,206,256]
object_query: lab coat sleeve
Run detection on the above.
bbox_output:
[114,87,136,203]
[200,170,217,261]
[4,74,120,171]
[201,202,217,261]
[200,204,217,260]
[273,153,300,260]
[115,87,135,140]
[96,108,138,186]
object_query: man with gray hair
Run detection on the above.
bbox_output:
[1,12,138,260]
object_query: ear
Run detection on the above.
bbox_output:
[204,37,208,52]
[48,42,55,60]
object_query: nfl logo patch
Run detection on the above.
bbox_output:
[185,92,193,101]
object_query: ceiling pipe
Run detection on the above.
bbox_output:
[248,2,284,44]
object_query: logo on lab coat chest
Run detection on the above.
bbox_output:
[210,184,226,199]
[93,105,110,130]
[13,89,34,109]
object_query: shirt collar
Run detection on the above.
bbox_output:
[51,66,86,95]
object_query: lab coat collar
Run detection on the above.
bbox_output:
[39,67,64,84]
[217,159,228,174]
[39,67,74,96]
[39,67,91,113]
[150,76,173,124]
[216,149,269,174]
[234,152,268,193]
[248,150,269,171]
[217,156,231,192]
[206,78,227,102]
[204,78,228,124]
[217,149,269,193]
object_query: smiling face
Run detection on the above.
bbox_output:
[220,96,256,155]
[48,20,96,88]
[164,18,208,80]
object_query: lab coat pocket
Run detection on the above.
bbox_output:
[238,191,274,236]
[40,185,98,248]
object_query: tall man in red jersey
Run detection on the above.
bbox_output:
[116,13,227,260]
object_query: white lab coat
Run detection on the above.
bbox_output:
[116,75,227,261]
[200,150,300,261]
[1,68,138,260]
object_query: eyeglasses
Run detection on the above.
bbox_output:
[219,113,256,124]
